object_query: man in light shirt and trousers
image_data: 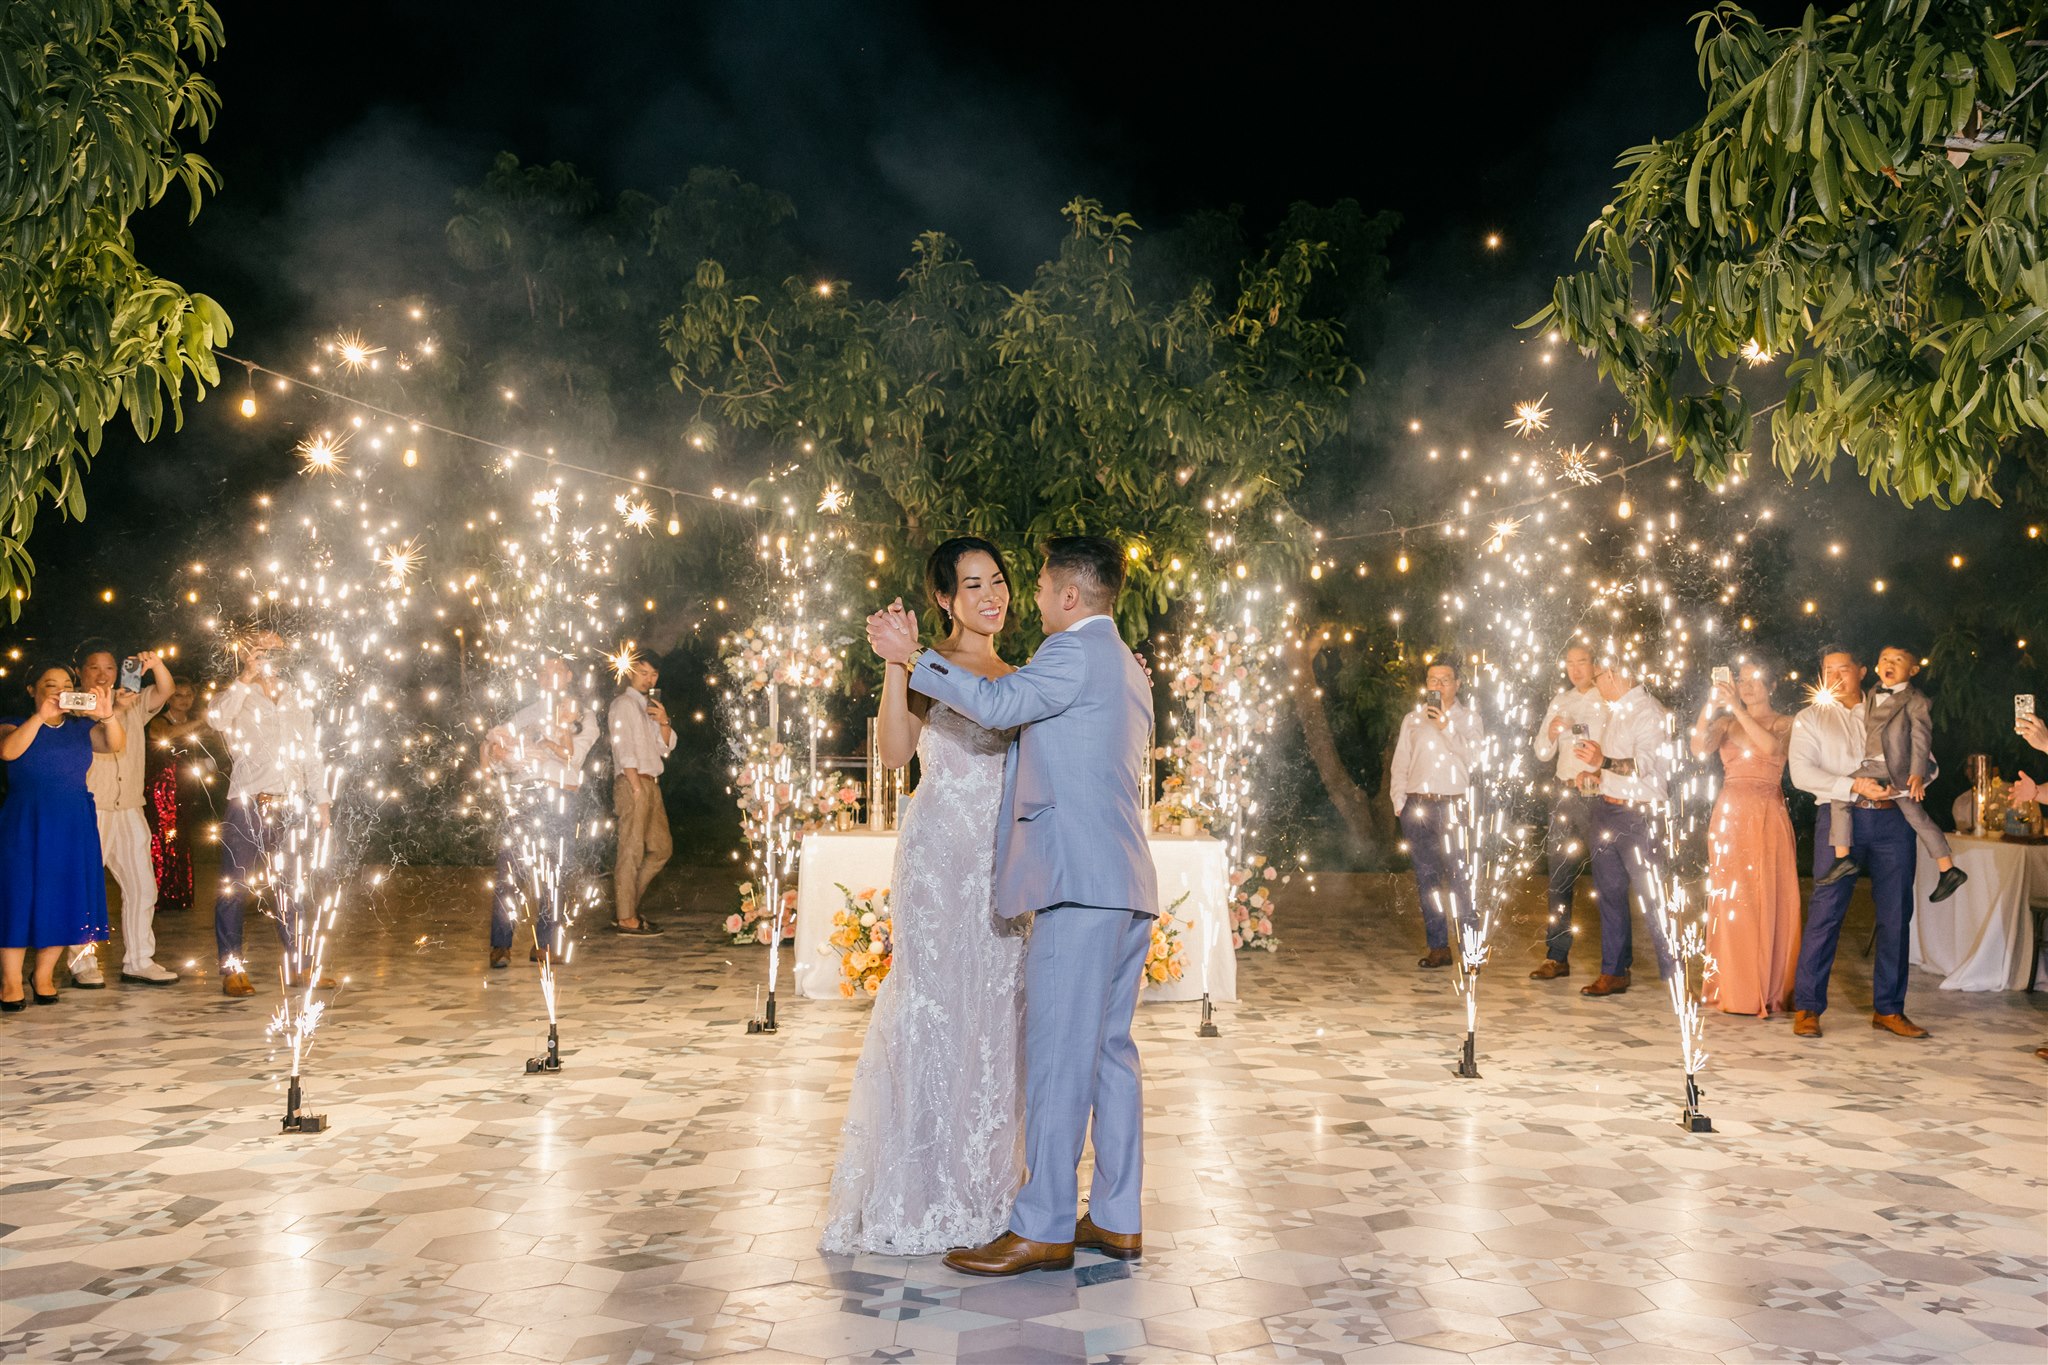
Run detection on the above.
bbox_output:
[1529,643,1602,980]
[608,656,674,935]
[72,642,180,986]
[1787,645,1927,1040]
[485,657,600,968]
[1576,661,1675,998]
[208,630,332,998]
[1388,659,1484,969]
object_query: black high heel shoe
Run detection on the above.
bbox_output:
[0,994,24,1013]
[33,988,58,1005]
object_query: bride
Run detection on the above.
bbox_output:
[819,536,1028,1256]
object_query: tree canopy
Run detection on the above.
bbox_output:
[1533,0,2048,507]
[0,0,231,617]
[661,198,1390,642]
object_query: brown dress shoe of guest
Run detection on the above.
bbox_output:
[1872,1012,1928,1038]
[222,971,256,998]
[1529,959,1570,980]
[1075,1213,1141,1260]
[1417,946,1455,969]
[1580,972,1630,997]
[1791,1010,1822,1037]
[943,1232,1075,1277]
[490,947,511,969]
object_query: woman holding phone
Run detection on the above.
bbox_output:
[1689,659,1799,1017]
[0,663,123,1008]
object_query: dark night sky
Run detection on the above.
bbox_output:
[12,0,2039,692]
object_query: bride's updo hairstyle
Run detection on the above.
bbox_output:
[925,536,1012,630]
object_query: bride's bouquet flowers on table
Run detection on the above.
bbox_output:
[829,884,893,997]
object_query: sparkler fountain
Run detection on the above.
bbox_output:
[722,530,849,1034]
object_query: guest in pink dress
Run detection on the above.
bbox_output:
[1690,662,1800,1017]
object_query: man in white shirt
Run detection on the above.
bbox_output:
[1529,644,1602,980]
[208,630,332,998]
[1574,661,1676,997]
[1388,660,1484,969]
[608,656,674,934]
[1787,645,1926,1040]
[484,657,600,967]
[70,643,179,987]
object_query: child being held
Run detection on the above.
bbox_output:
[1815,645,1968,904]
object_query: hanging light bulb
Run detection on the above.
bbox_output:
[240,395,257,418]
[1397,551,1410,573]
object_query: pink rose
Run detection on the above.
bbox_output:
[724,914,743,933]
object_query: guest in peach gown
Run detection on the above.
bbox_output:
[1690,662,1800,1017]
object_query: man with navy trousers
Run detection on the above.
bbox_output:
[868,535,1157,1275]
[1787,645,1927,1039]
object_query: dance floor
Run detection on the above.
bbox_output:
[4,862,2045,1364]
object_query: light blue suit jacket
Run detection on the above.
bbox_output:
[910,617,1157,920]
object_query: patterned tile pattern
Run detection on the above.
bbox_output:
[2,864,2044,1363]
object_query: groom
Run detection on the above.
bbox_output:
[867,536,1157,1276]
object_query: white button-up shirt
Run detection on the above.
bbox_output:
[1789,695,1866,805]
[1532,685,1605,782]
[608,689,676,779]
[1592,686,1672,806]
[494,697,599,790]
[86,691,165,812]
[210,680,330,802]
[1389,701,1484,810]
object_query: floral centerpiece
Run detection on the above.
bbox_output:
[828,884,892,997]
[1143,894,1189,988]
[725,880,798,945]
[1229,856,1283,951]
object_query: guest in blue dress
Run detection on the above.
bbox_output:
[0,663,125,1008]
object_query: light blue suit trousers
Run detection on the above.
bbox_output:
[1010,905,1153,1243]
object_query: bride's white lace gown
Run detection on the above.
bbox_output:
[819,700,1027,1256]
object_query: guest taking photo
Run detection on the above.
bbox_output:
[0,664,124,1010]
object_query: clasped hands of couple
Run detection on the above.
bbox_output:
[866,599,921,665]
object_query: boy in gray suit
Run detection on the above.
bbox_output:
[1816,645,1967,903]
[868,536,1157,1276]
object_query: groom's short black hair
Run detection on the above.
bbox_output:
[1044,536,1125,608]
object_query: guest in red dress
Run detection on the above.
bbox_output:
[1690,661,1801,1017]
[144,679,215,912]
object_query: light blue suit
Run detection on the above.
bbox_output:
[910,614,1157,1242]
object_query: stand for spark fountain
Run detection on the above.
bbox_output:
[280,1072,327,1134]
[1678,1073,1713,1132]
[525,1023,563,1074]
[1197,992,1220,1037]
[747,984,778,1034]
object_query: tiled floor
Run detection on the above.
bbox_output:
[3,863,2044,1364]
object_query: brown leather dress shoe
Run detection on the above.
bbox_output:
[490,947,511,969]
[1075,1213,1141,1260]
[1418,946,1455,969]
[942,1232,1074,1277]
[1580,972,1630,997]
[1791,1009,1822,1037]
[222,971,256,998]
[1872,1012,1928,1038]
[1529,959,1570,980]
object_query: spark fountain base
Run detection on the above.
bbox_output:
[279,1074,327,1135]
[1197,992,1220,1038]
[1452,1032,1482,1079]
[747,991,778,1035]
[1678,1073,1713,1133]
[525,1022,563,1074]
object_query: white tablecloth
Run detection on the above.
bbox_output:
[791,830,1236,1003]
[1907,834,2048,991]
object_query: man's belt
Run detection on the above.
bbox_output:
[1406,792,1463,803]
[1854,797,1898,810]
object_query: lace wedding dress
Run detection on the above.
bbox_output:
[819,700,1027,1255]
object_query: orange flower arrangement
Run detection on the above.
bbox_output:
[828,884,892,998]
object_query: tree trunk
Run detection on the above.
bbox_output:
[1293,637,1389,864]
